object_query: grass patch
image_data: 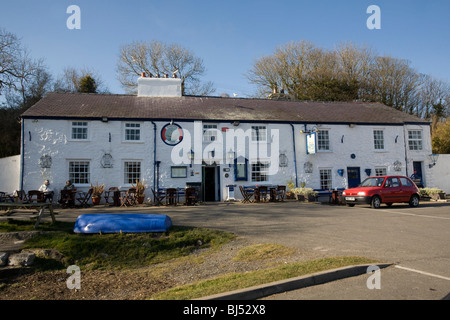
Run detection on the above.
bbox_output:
[151,256,379,300]
[0,219,74,233]
[1,219,235,271]
[233,243,296,262]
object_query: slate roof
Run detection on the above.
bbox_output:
[22,92,429,125]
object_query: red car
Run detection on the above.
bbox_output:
[343,175,420,209]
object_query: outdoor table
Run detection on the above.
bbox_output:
[251,185,274,202]
[0,202,56,228]
[59,190,77,208]
[165,188,178,205]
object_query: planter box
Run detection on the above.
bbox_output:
[296,194,316,202]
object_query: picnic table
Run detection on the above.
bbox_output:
[0,202,56,228]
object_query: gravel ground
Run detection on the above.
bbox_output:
[0,236,314,300]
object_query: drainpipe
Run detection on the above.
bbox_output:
[289,123,299,187]
[151,121,157,193]
[402,125,409,177]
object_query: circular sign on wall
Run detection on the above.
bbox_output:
[161,123,183,146]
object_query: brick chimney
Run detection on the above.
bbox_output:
[137,73,182,97]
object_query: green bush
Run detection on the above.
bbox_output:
[419,187,444,197]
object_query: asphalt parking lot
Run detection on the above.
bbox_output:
[164,200,450,300]
[2,200,450,299]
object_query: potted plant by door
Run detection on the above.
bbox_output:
[91,182,105,205]
[133,180,146,204]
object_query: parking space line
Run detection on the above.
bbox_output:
[395,265,450,281]
[362,208,450,220]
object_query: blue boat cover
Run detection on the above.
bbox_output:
[73,213,173,234]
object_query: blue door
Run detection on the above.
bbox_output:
[347,167,361,188]
[412,161,424,188]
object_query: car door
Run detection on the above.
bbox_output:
[382,177,402,203]
[399,177,415,202]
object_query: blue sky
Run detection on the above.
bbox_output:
[1,0,449,97]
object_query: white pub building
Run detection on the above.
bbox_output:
[20,75,433,202]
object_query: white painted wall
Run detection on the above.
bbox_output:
[0,155,21,194]
[430,154,450,193]
[21,118,433,202]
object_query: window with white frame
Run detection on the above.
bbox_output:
[319,169,332,189]
[69,161,90,184]
[124,161,141,184]
[203,124,218,142]
[171,166,187,178]
[373,130,384,150]
[251,126,267,142]
[317,130,330,151]
[71,121,88,140]
[251,161,269,182]
[375,167,387,176]
[124,123,141,141]
[408,130,423,150]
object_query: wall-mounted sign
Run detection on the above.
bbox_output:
[101,153,113,168]
[306,132,316,154]
[161,123,183,146]
[39,155,52,168]
[393,160,402,171]
[304,161,313,173]
[279,153,288,167]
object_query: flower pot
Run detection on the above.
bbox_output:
[92,196,101,205]
[137,196,145,204]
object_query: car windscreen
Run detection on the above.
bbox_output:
[360,177,385,187]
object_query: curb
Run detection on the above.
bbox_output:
[197,263,392,300]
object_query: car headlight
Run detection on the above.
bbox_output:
[357,191,366,196]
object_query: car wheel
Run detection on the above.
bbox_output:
[371,196,381,209]
[409,194,420,207]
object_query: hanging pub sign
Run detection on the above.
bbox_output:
[161,122,183,146]
[306,132,317,154]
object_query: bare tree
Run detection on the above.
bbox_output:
[246,39,450,119]
[0,28,45,102]
[53,66,108,93]
[117,40,215,96]
[416,74,449,120]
